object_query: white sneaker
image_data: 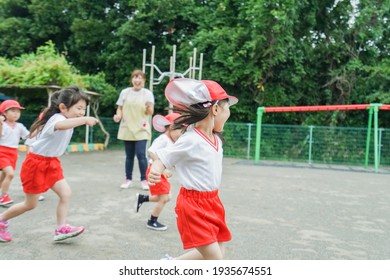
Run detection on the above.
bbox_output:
[141,180,149,191]
[38,195,45,201]
[160,254,174,260]
[120,179,132,189]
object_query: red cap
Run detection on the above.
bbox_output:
[165,78,238,107]
[152,113,181,132]
[0,100,25,113]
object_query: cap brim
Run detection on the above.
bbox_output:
[152,115,171,133]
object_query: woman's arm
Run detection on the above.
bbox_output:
[113,106,123,122]
[145,102,154,116]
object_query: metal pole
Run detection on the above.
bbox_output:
[247,123,252,159]
[378,128,383,167]
[85,104,90,144]
[373,104,380,172]
[192,48,197,79]
[142,49,146,73]
[149,45,155,92]
[255,107,265,163]
[365,106,373,168]
[308,126,314,164]
[198,53,203,80]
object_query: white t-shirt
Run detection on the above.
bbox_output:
[30,113,73,157]
[156,127,223,192]
[0,122,29,148]
[148,133,175,164]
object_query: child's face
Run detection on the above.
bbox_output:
[61,100,87,118]
[4,108,21,122]
[213,101,231,132]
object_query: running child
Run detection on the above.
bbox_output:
[0,100,29,206]
[148,78,238,260]
[135,112,182,231]
[0,86,99,243]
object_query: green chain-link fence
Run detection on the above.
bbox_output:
[19,115,390,168]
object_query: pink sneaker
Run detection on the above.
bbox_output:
[0,219,9,229]
[54,224,85,242]
[0,229,12,242]
[0,194,13,206]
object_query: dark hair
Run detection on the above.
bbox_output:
[29,86,89,136]
[130,69,146,81]
[172,98,229,142]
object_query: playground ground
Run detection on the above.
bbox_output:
[0,149,389,260]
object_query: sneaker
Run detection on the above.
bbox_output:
[54,224,85,242]
[147,219,167,231]
[134,193,147,213]
[0,229,12,243]
[141,180,149,191]
[0,219,9,229]
[0,194,13,206]
[120,179,132,189]
[38,195,45,201]
[160,254,174,260]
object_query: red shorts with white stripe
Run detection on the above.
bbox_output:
[146,165,170,195]
[175,187,232,250]
[0,146,18,170]
[21,153,64,194]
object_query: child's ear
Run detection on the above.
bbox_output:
[59,103,67,112]
[212,103,219,116]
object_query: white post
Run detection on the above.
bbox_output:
[142,49,146,73]
[85,104,90,144]
[192,48,197,79]
[198,53,203,80]
[149,45,155,92]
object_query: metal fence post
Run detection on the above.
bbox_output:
[308,126,314,164]
[247,123,253,159]
[255,107,265,163]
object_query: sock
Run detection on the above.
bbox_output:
[150,215,158,223]
[141,194,149,203]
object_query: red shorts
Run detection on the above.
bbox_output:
[21,153,64,194]
[175,188,232,250]
[0,146,18,170]
[146,165,170,195]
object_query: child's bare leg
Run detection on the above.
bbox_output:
[175,242,225,260]
[0,166,14,195]
[0,193,40,220]
[51,179,72,225]
[151,194,170,217]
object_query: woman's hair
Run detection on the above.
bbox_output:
[172,98,229,142]
[29,86,89,136]
[130,69,146,80]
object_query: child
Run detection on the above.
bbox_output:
[0,86,99,243]
[135,112,182,231]
[148,78,238,260]
[0,100,29,206]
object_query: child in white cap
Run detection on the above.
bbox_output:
[148,78,238,260]
[135,112,182,231]
[0,100,29,206]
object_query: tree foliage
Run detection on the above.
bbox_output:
[0,0,389,126]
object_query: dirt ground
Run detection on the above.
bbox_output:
[1,150,389,260]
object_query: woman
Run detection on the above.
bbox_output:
[113,69,154,190]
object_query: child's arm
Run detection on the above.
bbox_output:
[148,159,166,185]
[0,116,4,138]
[55,116,98,131]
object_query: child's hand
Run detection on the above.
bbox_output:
[85,117,99,126]
[0,115,5,122]
[148,169,162,186]
[162,169,172,179]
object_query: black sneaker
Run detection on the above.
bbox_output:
[135,193,145,213]
[147,219,167,231]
